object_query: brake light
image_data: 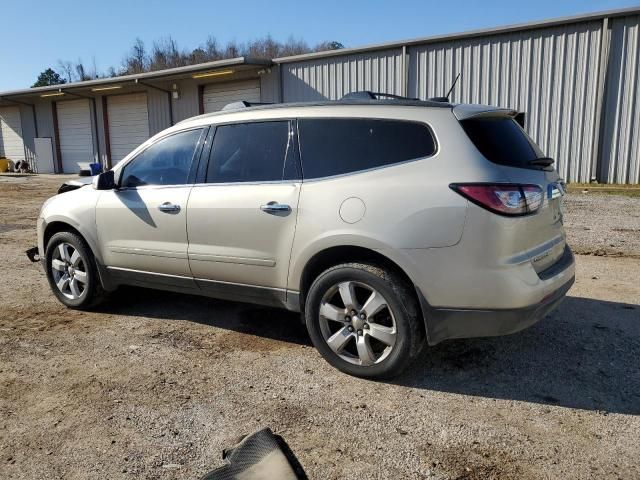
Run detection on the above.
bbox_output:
[450,183,543,216]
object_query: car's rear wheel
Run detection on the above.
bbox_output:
[305,263,424,379]
[45,231,105,309]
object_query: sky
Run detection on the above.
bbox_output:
[0,0,638,91]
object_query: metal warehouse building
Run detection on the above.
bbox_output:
[0,7,638,183]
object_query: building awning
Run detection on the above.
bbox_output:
[0,57,272,105]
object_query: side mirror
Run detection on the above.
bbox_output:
[93,170,116,190]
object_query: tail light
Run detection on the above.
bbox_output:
[450,183,543,216]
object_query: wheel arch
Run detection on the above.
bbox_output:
[44,221,83,251]
[42,220,115,292]
[297,245,428,339]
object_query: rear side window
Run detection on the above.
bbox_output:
[460,117,544,168]
[298,118,436,179]
[206,121,296,183]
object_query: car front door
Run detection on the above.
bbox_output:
[186,120,301,305]
[96,127,206,288]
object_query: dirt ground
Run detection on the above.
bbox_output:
[0,174,638,480]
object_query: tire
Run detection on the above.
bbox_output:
[44,231,106,309]
[305,262,424,379]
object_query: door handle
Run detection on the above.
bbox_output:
[158,202,181,213]
[260,202,291,213]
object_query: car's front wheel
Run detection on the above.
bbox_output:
[305,263,424,379]
[45,231,105,309]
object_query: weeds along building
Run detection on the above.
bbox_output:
[0,7,638,183]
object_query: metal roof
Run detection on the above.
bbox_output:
[0,57,272,98]
[273,6,640,64]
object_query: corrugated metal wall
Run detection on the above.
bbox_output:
[407,21,604,182]
[34,102,59,168]
[282,48,405,102]
[600,14,640,184]
[18,105,36,165]
[172,81,200,122]
[147,88,172,136]
[260,66,281,103]
[279,13,640,183]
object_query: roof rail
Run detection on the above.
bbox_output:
[428,96,450,103]
[222,100,274,111]
[341,91,419,101]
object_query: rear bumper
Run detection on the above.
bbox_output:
[419,247,575,345]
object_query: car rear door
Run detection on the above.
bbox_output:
[186,120,301,305]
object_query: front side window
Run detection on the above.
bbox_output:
[120,129,203,188]
[298,118,436,179]
[206,121,293,183]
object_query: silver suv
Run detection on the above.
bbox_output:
[34,96,575,379]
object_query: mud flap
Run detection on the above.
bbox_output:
[26,247,40,263]
[200,428,307,480]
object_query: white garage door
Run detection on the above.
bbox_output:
[203,79,261,113]
[57,99,94,173]
[107,93,149,163]
[0,106,25,162]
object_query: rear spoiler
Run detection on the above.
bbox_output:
[452,104,526,128]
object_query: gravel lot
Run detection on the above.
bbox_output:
[1,174,639,479]
[564,192,640,257]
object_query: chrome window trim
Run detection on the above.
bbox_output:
[115,183,196,192]
[298,153,440,184]
[191,180,301,188]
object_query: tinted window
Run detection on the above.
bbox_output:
[298,118,436,179]
[121,129,202,187]
[206,121,293,183]
[460,117,544,168]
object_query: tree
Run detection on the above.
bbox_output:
[32,68,66,88]
[122,37,148,74]
[57,60,74,83]
[55,35,345,79]
[149,36,186,71]
[311,40,345,53]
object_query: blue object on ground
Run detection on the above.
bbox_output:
[89,163,103,175]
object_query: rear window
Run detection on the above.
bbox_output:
[298,118,436,179]
[460,116,544,168]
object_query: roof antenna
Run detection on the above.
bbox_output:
[429,73,460,103]
[445,73,461,100]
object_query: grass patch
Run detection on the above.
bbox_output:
[566,184,640,198]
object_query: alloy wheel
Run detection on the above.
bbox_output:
[50,242,88,300]
[318,280,397,366]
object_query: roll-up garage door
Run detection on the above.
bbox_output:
[107,93,149,163]
[57,99,94,173]
[0,106,25,162]
[203,79,261,113]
